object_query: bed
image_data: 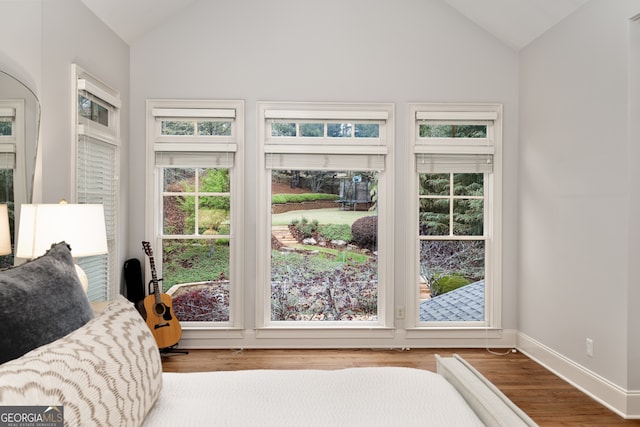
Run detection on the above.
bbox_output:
[144,358,537,427]
[0,243,537,426]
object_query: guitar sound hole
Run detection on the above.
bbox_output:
[154,304,166,316]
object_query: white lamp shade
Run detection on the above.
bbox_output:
[16,203,108,259]
[0,204,11,256]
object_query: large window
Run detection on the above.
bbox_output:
[257,103,394,330]
[408,104,502,329]
[146,100,244,328]
[72,65,120,301]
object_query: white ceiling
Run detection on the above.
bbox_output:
[79,0,199,45]
[80,0,588,49]
[443,0,589,49]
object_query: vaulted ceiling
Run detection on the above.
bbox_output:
[80,0,588,50]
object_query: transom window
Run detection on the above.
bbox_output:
[78,94,109,127]
[270,120,381,139]
[160,119,232,136]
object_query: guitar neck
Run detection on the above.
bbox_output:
[142,241,165,304]
[148,255,162,304]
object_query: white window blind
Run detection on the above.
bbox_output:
[416,111,498,121]
[265,153,384,171]
[77,135,117,301]
[0,108,16,118]
[0,145,16,169]
[152,108,236,119]
[416,153,493,173]
[155,151,234,168]
[154,142,237,168]
[78,78,121,109]
[265,109,388,120]
[0,153,15,169]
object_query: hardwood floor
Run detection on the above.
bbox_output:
[161,348,640,426]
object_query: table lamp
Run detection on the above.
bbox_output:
[16,201,108,291]
[0,204,11,256]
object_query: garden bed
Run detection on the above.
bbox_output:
[168,281,230,322]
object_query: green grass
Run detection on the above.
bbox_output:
[163,241,229,291]
[298,245,370,263]
[272,208,372,226]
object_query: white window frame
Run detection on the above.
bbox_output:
[256,102,395,339]
[145,99,244,336]
[71,64,120,301]
[406,103,503,337]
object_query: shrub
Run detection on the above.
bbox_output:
[318,224,352,242]
[351,216,377,251]
[430,274,471,297]
[272,193,339,204]
[290,216,319,238]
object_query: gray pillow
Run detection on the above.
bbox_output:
[0,242,94,364]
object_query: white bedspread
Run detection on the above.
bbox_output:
[143,367,485,427]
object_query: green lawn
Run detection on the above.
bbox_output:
[271,208,373,226]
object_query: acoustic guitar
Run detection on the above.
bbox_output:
[142,241,182,349]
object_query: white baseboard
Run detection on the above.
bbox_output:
[517,332,640,419]
[178,327,519,350]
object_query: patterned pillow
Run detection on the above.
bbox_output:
[0,295,162,427]
[0,242,94,364]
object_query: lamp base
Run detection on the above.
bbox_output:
[75,263,89,293]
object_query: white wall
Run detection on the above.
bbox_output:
[628,15,640,393]
[130,0,519,341]
[0,0,42,95]
[40,0,129,202]
[519,0,640,392]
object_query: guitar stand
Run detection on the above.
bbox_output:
[159,345,189,357]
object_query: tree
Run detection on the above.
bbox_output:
[179,169,230,234]
[420,124,486,138]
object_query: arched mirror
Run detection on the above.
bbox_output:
[0,70,40,266]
